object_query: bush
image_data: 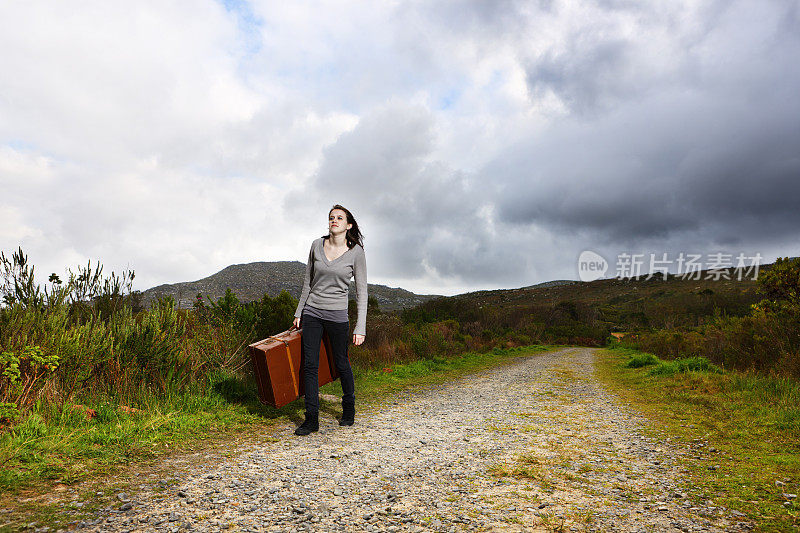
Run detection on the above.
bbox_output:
[753,256,800,316]
[0,345,58,412]
[631,311,800,377]
[648,357,722,376]
[406,319,465,360]
[625,353,660,368]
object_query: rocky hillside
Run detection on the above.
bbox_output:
[141,261,441,312]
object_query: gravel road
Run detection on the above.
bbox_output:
[70,347,752,532]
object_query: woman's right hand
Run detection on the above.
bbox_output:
[293,317,301,329]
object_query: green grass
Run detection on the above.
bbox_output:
[647,356,723,376]
[0,370,292,492]
[624,352,659,368]
[0,344,555,531]
[596,345,800,532]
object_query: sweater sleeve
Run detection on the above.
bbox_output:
[294,241,314,319]
[353,245,368,336]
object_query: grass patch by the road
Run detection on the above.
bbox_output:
[596,344,800,532]
[0,344,555,532]
[0,369,301,494]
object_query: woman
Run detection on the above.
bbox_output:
[292,204,367,436]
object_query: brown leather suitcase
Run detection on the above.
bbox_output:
[248,328,340,408]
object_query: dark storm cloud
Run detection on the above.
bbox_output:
[490,89,800,246]
[490,0,800,249]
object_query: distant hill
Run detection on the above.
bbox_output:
[140,261,442,312]
[407,264,768,333]
[141,258,772,322]
[519,280,579,290]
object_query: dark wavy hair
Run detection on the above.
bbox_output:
[323,204,364,249]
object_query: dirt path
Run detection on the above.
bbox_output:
[66,347,750,532]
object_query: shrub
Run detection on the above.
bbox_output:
[625,353,660,368]
[648,357,722,376]
[0,345,58,411]
[753,256,800,316]
[406,319,465,360]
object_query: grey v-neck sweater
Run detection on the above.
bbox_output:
[294,237,368,336]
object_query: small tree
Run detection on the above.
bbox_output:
[367,295,381,315]
[753,256,800,315]
[0,247,46,308]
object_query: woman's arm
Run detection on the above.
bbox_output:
[352,245,368,338]
[293,241,315,322]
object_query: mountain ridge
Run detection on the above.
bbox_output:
[140,261,443,312]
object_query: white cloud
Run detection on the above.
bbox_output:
[1,0,798,296]
[0,1,358,290]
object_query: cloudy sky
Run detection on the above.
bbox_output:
[2,0,799,296]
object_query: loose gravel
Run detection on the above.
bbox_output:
[68,347,752,532]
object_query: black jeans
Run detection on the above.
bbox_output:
[300,313,355,416]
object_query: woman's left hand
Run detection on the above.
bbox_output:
[352,334,365,346]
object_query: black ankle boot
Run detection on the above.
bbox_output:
[339,403,355,426]
[295,413,319,436]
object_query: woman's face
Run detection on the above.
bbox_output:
[329,209,351,236]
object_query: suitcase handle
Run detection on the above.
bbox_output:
[267,335,299,397]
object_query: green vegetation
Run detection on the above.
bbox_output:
[627,258,800,377]
[624,352,723,375]
[624,352,660,368]
[597,345,800,532]
[0,250,293,425]
[397,257,800,378]
[647,356,722,376]
[400,293,610,347]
